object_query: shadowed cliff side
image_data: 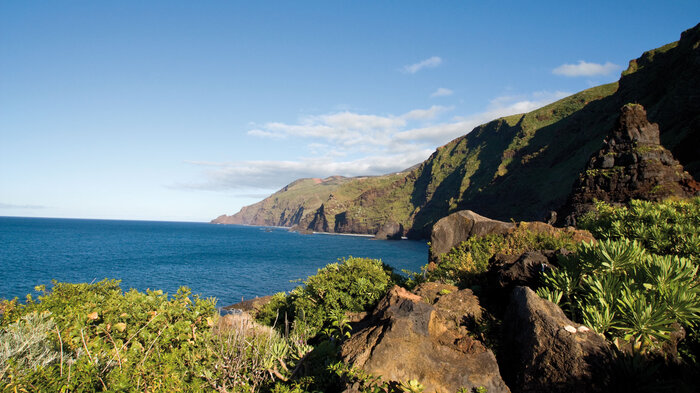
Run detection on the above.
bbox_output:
[213,23,700,239]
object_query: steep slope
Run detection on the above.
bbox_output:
[213,23,700,238]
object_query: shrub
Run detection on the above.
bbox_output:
[578,198,700,261]
[426,225,581,287]
[204,314,303,392]
[1,280,219,392]
[0,311,59,379]
[538,238,700,353]
[257,257,398,338]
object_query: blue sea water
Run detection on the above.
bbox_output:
[0,217,427,307]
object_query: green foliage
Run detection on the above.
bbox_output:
[1,280,220,392]
[0,311,59,379]
[204,314,306,393]
[257,257,398,338]
[538,237,700,353]
[426,225,581,287]
[578,198,700,262]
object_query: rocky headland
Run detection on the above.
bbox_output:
[212,23,700,239]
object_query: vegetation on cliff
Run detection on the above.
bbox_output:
[214,23,700,239]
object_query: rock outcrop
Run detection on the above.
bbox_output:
[430,210,514,261]
[502,286,613,393]
[430,210,594,262]
[374,221,404,240]
[560,104,699,224]
[341,286,510,393]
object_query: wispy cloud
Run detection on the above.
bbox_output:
[247,129,286,139]
[402,56,442,74]
[183,90,570,191]
[552,60,620,77]
[430,87,453,97]
[0,202,46,209]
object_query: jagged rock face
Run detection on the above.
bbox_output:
[502,287,613,393]
[560,104,699,224]
[308,203,330,232]
[430,210,514,261]
[341,286,510,393]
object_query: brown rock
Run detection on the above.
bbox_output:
[488,251,550,291]
[430,210,515,261]
[341,286,510,393]
[559,104,699,225]
[502,286,613,393]
[222,295,274,317]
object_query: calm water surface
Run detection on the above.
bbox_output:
[0,217,427,307]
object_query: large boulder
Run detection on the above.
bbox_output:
[341,286,510,393]
[374,221,404,240]
[430,210,514,261]
[502,286,613,393]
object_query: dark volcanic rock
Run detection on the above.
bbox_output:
[374,221,404,240]
[308,203,330,232]
[487,251,550,291]
[430,210,514,261]
[559,104,699,225]
[502,286,613,393]
[341,286,510,393]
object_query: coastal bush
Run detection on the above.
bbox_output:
[426,225,580,287]
[577,197,700,261]
[204,314,304,392]
[0,311,59,379]
[0,280,221,392]
[257,257,399,338]
[538,239,700,352]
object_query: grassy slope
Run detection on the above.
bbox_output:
[218,23,700,237]
[222,176,352,226]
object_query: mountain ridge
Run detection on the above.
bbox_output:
[213,23,700,238]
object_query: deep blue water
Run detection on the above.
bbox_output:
[0,217,427,307]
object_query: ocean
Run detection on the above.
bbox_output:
[0,216,428,307]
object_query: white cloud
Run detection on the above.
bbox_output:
[402,56,442,74]
[247,129,286,139]
[402,105,453,120]
[430,87,453,97]
[552,60,620,77]
[187,90,572,191]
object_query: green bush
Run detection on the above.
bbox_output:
[1,280,219,392]
[257,257,398,339]
[426,224,581,287]
[538,231,700,353]
[578,198,700,261]
[0,311,59,379]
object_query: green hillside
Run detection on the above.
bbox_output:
[215,23,700,238]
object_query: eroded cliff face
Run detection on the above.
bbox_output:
[210,176,350,227]
[214,23,700,238]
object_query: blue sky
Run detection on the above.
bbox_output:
[1,1,698,222]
